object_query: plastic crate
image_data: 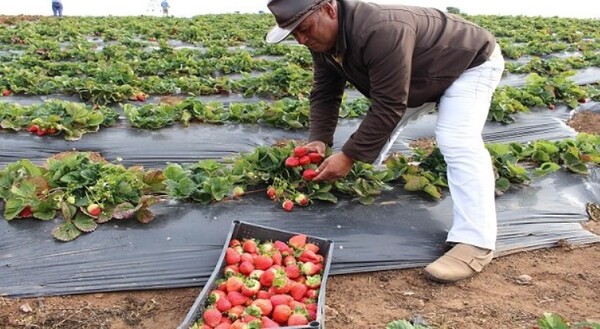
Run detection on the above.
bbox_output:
[178,220,334,329]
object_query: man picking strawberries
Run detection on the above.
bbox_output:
[265,0,504,283]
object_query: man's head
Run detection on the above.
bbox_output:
[265,0,338,53]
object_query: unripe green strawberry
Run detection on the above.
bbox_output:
[66,196,76,204]
[232,186,244,197]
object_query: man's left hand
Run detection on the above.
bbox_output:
[313,152,354,182]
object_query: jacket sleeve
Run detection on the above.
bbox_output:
[341,22,416,163]
[308,52,346,146]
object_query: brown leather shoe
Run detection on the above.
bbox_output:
[424,243,493,283]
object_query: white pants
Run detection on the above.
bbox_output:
[436,44,504,250]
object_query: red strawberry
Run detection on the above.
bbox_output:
[226,291,249,306]
[287,313,309,326]
[19,206,33,218]
[228,305,245,320]
[229,239,241,247]
[243,239,258,254]
[289,282,308,301]
[239,261,255,276]
[293,146,308,157]
[225,247,241,265]
[283,255,297,266]
[240,252,254,263]
[46,127,57,135]
[86,203,102,216]
[284,264,301,279]
[272,276,292,294]
[36,128,47,136]
[298,155,311,166]
[294,193,309,206]
[288,234,307,250]
[305,289,318,300]
[259,241,274,254]
[308,152,323,164]
[259,268,277,287]
[241,278,261,297]
[208,289,226,304]
[301,262,323,276]
[299,249,320,263]
[284,156,300,168]
[270,294,293,307]
[254,254,274,270]
[273,241,293,255]
[548,104,555,110]
[223,264,239,276]
[216,295,232,312]
[136,93,146,102]
[2,89,10,96]
[261,315,280,328]
[305,243,320,254]
[27,125,39,133]
[229,319,247,329]
[282,199,294,212]
[266,186,277,200]
[249,269,264,280]
[302,168,318,180]
[271,250,282,266]
[251,298,273,316]
[256,290,272,300]
[202,308,222,327]
[272,304,292,324]
[215,323,231,329]
[226,276,244,293]
[288,300,307,312]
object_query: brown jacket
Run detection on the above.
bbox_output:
[308,0,496,163]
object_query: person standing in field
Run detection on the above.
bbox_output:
[265,0,505,283]
[161,0,170,17]
[51,0,63,17]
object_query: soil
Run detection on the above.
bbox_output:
[1,110,599,329]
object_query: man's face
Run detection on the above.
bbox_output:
[291,4,338,53]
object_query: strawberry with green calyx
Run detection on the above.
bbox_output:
[259,241,274,254]
[248,269,264,280]
[208,289,226,304]
[305,274,322,289]
[229,239,241,248]
[259,268,277,287]
[271,273,292,294]
[223,264,239,277]
[299,249,321,263]
[226,275,244,293]
[202,308,222,327]
[288,312,309,326]
[243,304,263,319]
[251,298,273,317]
[241,278,261,297]
[283,254,296,265]
[301,262,323,276]
[282,199,294,212]
[284,263,301,279]
[271,250,282,266]
[228,305,246,320]
[229,319,246,329]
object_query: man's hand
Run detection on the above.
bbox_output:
[314,152,354,182]
[304,141,327,157]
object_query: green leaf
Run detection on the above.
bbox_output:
[311,192,337,203]
[52,222,82,241]
[32,201,57,220]
[136,207,155,224]
[357,195,375,205]
[113,202,137,219]
[538,312,569,329]
[61,202,77,221]
[3,198,25,220]
[73,213,98,232]
[386,319,426,329]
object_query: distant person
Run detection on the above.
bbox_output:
[51,0,63,17]
[161,0,170,17]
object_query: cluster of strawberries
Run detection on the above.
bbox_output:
[266,146,324,212]
[198,234,325,328]
[26,124,58,137]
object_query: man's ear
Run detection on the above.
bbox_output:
[323,1,338,19]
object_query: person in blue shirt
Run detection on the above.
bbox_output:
[51,0,63,17]
[160,0,170,17]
